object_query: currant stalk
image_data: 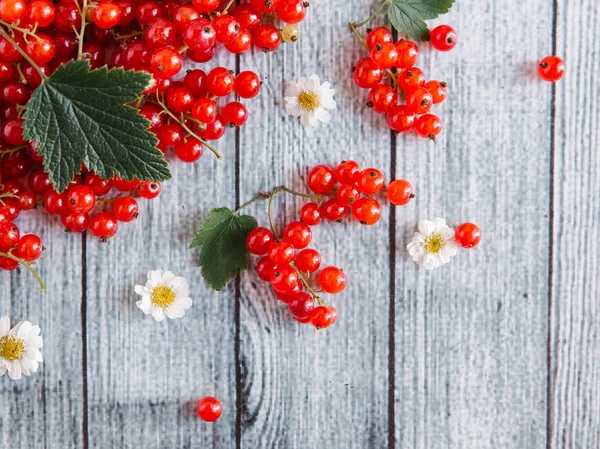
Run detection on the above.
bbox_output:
[0,251,45,291]
[76,0,88,60]
[0,26,46,80]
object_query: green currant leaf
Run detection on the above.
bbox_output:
[190,207,258,292]
[387,0,455,41]
[23,60,171,192]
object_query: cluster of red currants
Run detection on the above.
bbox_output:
[352,24,457,140]
[245,160,414,329]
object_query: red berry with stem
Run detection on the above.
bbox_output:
[151,46,182,78]
[353,57,383,89]
[232,4,261,31]
[277,0,306,24]
[351,197,381,225]
[0,256,18,270]
[113,197,138,222]
[415,114,442,140]
[288,292,314,320]
[366,26,392,50]
[67,185,96,214]
[368,85,397,114]
[183,19,216,52]
[333,160,360,184]
[235,71,261,98]
[197,397,222,422]
[273,284,300,303]
[255,256,275,282]
[137,181,161,199]
[318,266,346,294]
[306,165,335,194]
[23,0,55,27]
[321,198,348,222]
[0,198,19,221]
[246,227,274,255]
[213,14,240,44]
[538,56,565,82]
[0,179,22,196]
[253,24,281,52]
[62,212,89,233]
[197,114,225,140]
[16,234,43,262]
[144,17,177,48]
[175,137,203,163]
[166,86,194,113]
[370,43,398,69]
[398,68,426,91]
[225,28,252,54]
[430,25,457,52]
[221,102,248,128]
[300,202,322,226]
[0,221,19,251]
[357,168,384,194]
[454,223,481,248]
[92,0,121,29]
[271,265,300,294]
[89,212,118,240]
[268,241,295,265]
[295,248,321,273]
[25,34,56,64]
[44,191,67,215]
[387,180,413,206]
[337,184,360,205]
[387,105,416,133]
[206,67,235,97]
[406,87,433,114]
[424,80,447,104]
[394,40,419,69]
[283,221,311,249]
[309,306,337,329]
[191,98,217,124]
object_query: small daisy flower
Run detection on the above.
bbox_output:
[407,218,459,270]
[284,74,336,127]
[0,315,43,381]
[135,270,192,322]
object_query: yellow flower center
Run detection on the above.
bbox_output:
[298,91,320,110]
[0,336,25,361]
[151,285,175,308]
[423,233,446,254]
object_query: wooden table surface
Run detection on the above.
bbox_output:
[1,0,599,448]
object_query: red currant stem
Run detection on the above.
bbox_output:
[267,187,280,240]
[289,262,324,305]
[234,193,269,215]
[0,251,45,292]
[221,0,236,14]
[152,95,223,160]
[0,144,26,155]
[15,63,27,85]
[348,22,397,86]
[0,20,44,42]
[115,30,144,41]
[351,0,389,28]
[0,192,19,203]
[0,26,47,80]
[279,185,325,201]
[76,0,89,60]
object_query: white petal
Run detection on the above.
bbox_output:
[284,83,300,97]
[418,219,435,236]
[315,108,331,123]
[441,227,455,240]
[148,270,163,285]
[29,325,41,337]
[151,308,166,322]
[320,96,337,110]
[174,296,193,311]
[165,306,185,319]
[0,364,6,376]
[433,218,448,232]
[28,359,39,373]
[286,103,303,117]
[300,110,318,127]
[442,241,459,258]
[135,285,150,296]
[8,361,21,380]
[26,335,43,350]
[136,299,153,314]
[0,316,10,335]
[16,321,32,339]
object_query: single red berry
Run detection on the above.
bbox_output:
[249,0,280,13]
[430,25,457,52]
[112,177,141,192]
[232,4,261,31]
[92,0,121,29]
[318,266,346,294]
[24,34,55,64]
[192,0,219,12]
[356,168,384,195]
[114,0,134,25]
[191,98,217,125]
[333,160,360,184]
[398,68,426,91]
[394,40,419,69]
[300,202,322,226]
[166,86,194,113]
[0,221,19,251]
[0,179,22,196]
[454,223,481,248]
[183,69,206,96]
[538,56,565,82]
[255,256,275,282]
[183,19,216,52]
[151,46,182,79]
[62,212,90,233]
[234,71,261,98]
[16,234,43,262]
[271,264,300,293]
[18,191,36,211]
[2,119,25,145]
[44,190,67,215]
[283,221,311,249]
[89,212,118,240]
[288,292,314,320]
[306,165,335,194]
[113,197,138,222]
[268,241,295,265]
[0,255,18,270]
[387,105,416,133]
[294,248,321,273]
[367,85,397,114]
[139,103,165,132]
[277,0,306,24]
[366,26,392,50]
[137,181,161,199]
[197,397,222,422]
[221,102,248,128]
[23,0,55,27]
[351,197,381,225]
[309,305,337,329]
[246,227,274,255]
[175,137,203,163]
[1,150,30,179]
[198,114,225,141]
[353,57,383,89]
[424,80,447,104]
[206,67,235,97]
[135,0,165,25]
[370,42,398,69]
[67,185,97,214]
[27,169,52,194]
[337,184,360,205]
[85,173,112,196]
[406,87,433,114]
[273,284,300,303]
[0,198,19,221]
[171,4,199,33]
[253,24,281,52]
[213,14,240,44]
[224,28,252,54]
[321,198,348,222]
[0,0,26,23]
[414,114,442,140]
[387,180,413,206]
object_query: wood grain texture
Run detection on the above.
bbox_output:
[550,1,600,448]
[0,209,85,448]
[393,1,553,448]
[236,2,392,448]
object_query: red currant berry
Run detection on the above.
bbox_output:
[271,264,300,293]
[197,114,225,140]
[114,0,134,25]
[367,85,397,114]
[321,198,348,222]
[268,241,295,265]
[337,184,360,205]
[253,24,281,52]
[1,149,29,179]
[246,227,274,255]
[174,137,203,163]
[255,256,275,282]
[0,0,26,23]
[454,223,481,248]
[137,181,161,199]
[222,102,248,128]
[387,179,413,206]
[406,87,433,114]
[277,0,307,24]
[370,42,398,69]
[366,26,392,50]
[424,80,447,104]
[353,57,383,89]
[191,98,217,125]
[249,0,280,13]
[16,234,42,262]
[0,255,18,270]
[89,212,118,240]
[27,169,52,194]
[318,266,346,294]
[0,221,19,251]
[351,197,381,225]
[333,160,360,184]
[166,86,194,113]
[92,0,121,29]
[234,71,261,99]
[414,114,442,140]
[213,14,240,44]
[357,168,384,194]
[44,190,67,215]
[232,4,261,31]
[135,0,165,25]
[192,0,219,12]
[538,56,565,82]
[398,68,426,91]
[62,212,90,233]
[85,173,112,196]
[113,197,138,222]
[430,25,457,52]
[2,119,25,145]
[183,69,206,96]
[300,202,322,226]
[18,191,36,211]
[23,0,55,27]
[394,40,419,69]
[183,19,216,52]
[151,46,182,79]
[306,165,335,194]
[0,198,19,221]
[112,177,141,192]
[295,248,321,273]
[224,28,252,54]
[197,397,222,422]
[283,221,311,249]
[387,105,416,133]
[206,67,235,97]
[309,305,337,329]
[67,185,96,214]
[172,4,199,33]
[139,103,165,132]
[273,284,300,303]
[288,292,314,320]
[0,179,22,196]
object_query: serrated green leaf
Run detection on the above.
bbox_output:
[388,0,455,41]
[23,60,171,192]
[190,207,258,292]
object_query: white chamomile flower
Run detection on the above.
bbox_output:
[135,270,192,322]
[0,315,43,381]
[407,218,459,270]
[284,74,336,127]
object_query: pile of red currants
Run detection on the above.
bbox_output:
[245,160,414,329]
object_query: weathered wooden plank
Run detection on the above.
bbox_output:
[237,2,392,447]
[84,62,238,448]
[549,1,600,448]
[0,208,85,448]
[393,1,553,447]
